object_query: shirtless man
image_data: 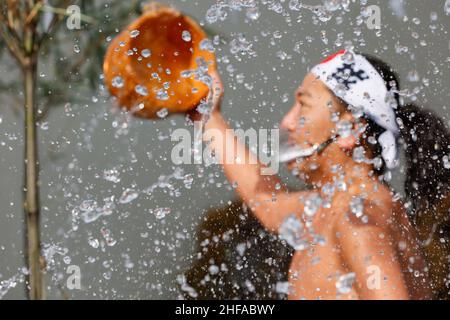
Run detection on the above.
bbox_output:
[193,50,431,299]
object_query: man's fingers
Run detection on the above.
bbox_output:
[187,108,202,122]
[208,70,224,111]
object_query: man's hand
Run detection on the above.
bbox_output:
[210,69,224,113]
[188,69,223,122]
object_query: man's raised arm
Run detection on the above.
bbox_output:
[198,73,309,232]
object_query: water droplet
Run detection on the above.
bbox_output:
[39,122,49,130]
[289,0,302,11]
[276,51,290,60]
[130,29,140,38]
[135,85,148,96]
[323,0,345,12]
[119,188,139,204]
[246,7,260,20]
[156,90,169,101]
[141,49,151,58]
[342,50,355,63]
[304,193,322,217]
[200,39,215,52]
[183,174,194,189]
[156,108,169,118]
[334,84,347,98]
[407,70,420,82]
[88,237,100,249]
[81,210,103,224]
[208,264,219,275]
[205,4,226,24]
[182,30,192,42]
[150,207,171,220]
[321,183,335,198]
[177,274,198,298]
[103,169,120,183]
[275,281,290,294]
[336,272,356,294]
[100,227,117,246]
[443,155,450,169]
[100,196,115,217]
[230,34,255,57]
[348,105,364,118]
[279,215,308,250]
[236,242,247,256]
[336,180,347,192]
[245,280,255,292]
[336,120,353,138]
[350,196,364,218]
[181,70,193,78]
[352,146,366,163]
[111,77,125,90]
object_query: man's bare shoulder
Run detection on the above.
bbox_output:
[331,188,397,235]
[330,202,397,260]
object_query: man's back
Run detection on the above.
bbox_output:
[288,183,431,300]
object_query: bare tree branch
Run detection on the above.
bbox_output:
[0,14,26,64]
[38,0,73,47]
[1,1,23,41]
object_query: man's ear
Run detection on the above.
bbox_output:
[336,133,358,150]
[336,116,365,151]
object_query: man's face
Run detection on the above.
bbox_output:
[280,73,344,177]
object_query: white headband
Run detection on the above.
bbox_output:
[311,50,400,169]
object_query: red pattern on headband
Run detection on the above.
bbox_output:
[320,50,346,64]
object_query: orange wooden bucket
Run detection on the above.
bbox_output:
[103,2,216,118]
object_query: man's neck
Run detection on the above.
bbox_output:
[311,154,378,199]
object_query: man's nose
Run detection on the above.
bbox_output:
[280,106,299,132]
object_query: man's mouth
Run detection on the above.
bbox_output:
[278,144,319,163]
[278,131,335,164]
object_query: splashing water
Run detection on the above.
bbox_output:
[177,274,198,298]
[205,0,257,24]
[336,120,353,138]
[0,0,446,301]
[336,272,356,294]
[100,227,117,247]
[150,207,171,220]
[0,269,27,299]
[42,243,69,266]
[389,0,406,18]
[275,281,290,295]
[103,168,121,183]
[0,242,72,298]
[349,196,364,218]
[119,188,139,204]
[279,215,309,251]
[230,34,256,58]
[304,193,323,217]
[199,39,215,53]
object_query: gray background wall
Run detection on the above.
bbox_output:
[0,0,449,299]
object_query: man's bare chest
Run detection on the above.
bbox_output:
[287,228,358,299]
